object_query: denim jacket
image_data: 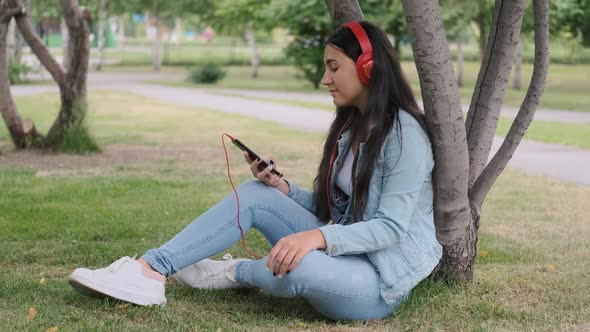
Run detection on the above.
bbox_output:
[286,110,442,305]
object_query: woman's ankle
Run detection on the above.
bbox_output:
[137,258,167,283]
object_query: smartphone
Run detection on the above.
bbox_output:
[231,138,283,177]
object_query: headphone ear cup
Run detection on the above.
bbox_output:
[356,52,373,85]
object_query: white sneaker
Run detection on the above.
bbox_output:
[173,253,251,289]
[68,256,167,306]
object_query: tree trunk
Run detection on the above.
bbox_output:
[457,41,464,87]
[13,19,23,62]
[151,14,161,72]
[324,0,364,26]
[0,5,44,148]
[60,17,70,71]
[96,0,106,71]
[400,0,474,282]
[117,15,125,49]
[245,20,260,78]
[46,0,91,144]
[464,0,526,188]
[8,0,92,149]
[512,38,523,90]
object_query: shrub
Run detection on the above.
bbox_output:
[187,63,226,84]
[8,60,31,85]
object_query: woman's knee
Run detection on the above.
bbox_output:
[237,180,283,208]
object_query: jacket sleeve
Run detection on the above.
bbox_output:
[286,180,318,216]
[318,125,431,256]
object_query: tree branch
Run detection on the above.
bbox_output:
[323,0,364,26]
[14,11,65,85]
[59,0,83,29]
[469,0,549,209]
[0,7,24,23]
[464,0,527,188]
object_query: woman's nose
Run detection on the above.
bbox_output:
[320,70,331,85]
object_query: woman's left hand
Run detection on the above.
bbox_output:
[266,229,327,278]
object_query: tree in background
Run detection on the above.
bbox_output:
[199,0,273,78]
[0,0,95,151]
[267,0,332,89]
[324,0,549,282]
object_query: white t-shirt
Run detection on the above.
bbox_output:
[335,147,354,197]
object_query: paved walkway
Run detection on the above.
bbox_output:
[10,72,590,186]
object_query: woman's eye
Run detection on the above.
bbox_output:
[330,67,338,72]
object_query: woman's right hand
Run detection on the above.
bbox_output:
[243,152,289,194]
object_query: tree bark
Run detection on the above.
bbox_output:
[400,0,474,282]
[464,0,527,188]
[512,38,523,90]
[46,0,90,143]
[245,20,260,78]
[457,41,464,87]
[0,4,44,147]
[96,0,106,71]
[470,0,549,208]
[324,0,364,26]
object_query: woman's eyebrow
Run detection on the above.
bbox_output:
[325,59,337,64]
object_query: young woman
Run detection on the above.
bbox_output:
[68,21,442,321]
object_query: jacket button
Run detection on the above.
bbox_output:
[386,292,395,300]
[331,244,337,256]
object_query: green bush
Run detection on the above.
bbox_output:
[187,63,226,84]
[8,61,31,85]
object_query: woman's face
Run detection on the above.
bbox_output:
[321,44,368,111]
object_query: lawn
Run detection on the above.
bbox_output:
[1,91,588,331]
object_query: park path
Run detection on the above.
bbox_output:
[10,71,590,186]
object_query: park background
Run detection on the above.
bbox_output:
[1,0,589,331]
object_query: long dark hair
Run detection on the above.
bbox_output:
[313,21,427,223]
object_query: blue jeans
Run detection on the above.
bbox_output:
[142,180,401,321]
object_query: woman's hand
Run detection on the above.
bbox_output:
[266,229,327,278]
[244,152,289,195]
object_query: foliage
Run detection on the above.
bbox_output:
[265,0,332,89]
[551,0,590,47]
[187,63,226,83]
[7,60,31,85]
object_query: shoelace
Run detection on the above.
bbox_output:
[108,255,137,273]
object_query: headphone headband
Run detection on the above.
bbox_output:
[341,21,373,55]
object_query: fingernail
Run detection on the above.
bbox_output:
[268,165,273,169]
[256,157,261,161]
[278,274,284,279]
[266,266,270,272]
[286,270,290,274]
[270,160,274,164]
[273,273,276,276]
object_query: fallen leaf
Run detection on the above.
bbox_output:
[545,264,556,272]
[45,327,59,332]
[116,303,130,310]
[40,278,48,286]
[28,307,37,320]
[480,250,488,258]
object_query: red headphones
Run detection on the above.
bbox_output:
[342,21,373,85]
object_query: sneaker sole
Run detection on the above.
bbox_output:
[68,273,166,306]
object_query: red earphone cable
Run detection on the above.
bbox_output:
[221,133,263,259]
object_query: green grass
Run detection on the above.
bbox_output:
[496,118,590,150]
[1,91,589,330]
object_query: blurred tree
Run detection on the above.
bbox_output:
[265,0,332,89]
